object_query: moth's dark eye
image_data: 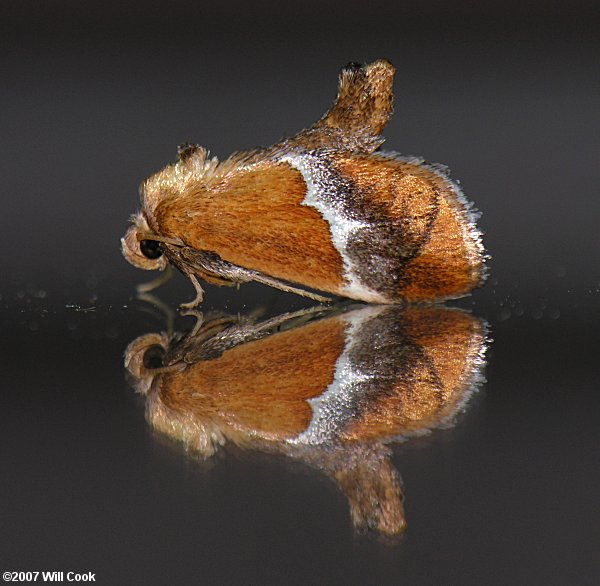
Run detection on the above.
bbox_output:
[143,344,165,369]
[140,239,163,259]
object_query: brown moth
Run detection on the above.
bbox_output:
[121,59,486,307]
[125,304,487,536]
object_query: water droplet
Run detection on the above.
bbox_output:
[548,308,561,320]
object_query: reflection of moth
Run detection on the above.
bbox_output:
[126,305,487,537]
[121,59,486,307]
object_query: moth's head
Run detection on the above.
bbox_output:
[124,332,169,395]
[121,213,168,271]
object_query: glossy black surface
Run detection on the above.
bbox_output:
[1,2,599,584]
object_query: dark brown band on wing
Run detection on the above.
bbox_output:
[326,154,440,298]
[338,308,483,441]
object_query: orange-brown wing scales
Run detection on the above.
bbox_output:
[331,154,483,302]
[156,162,345,295]
[390,160,483,300]
[155,154,482,302]
[158,317,347,441]
[338,308,485,441]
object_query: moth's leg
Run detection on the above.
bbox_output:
[244,304,329,329]
[136,264,174,294]
[200,258,331,303]
[180,273,205,309]
[169,305,336,366]
[181,247,332,303]
[249,272,331,303]
[197,272,238,287]
[178,308,205,337]
[250,305,333,335]
[164,315,243,366]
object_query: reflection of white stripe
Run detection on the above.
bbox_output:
[289,306,385,446]
[280,153,387,303]
[289,306,489,447]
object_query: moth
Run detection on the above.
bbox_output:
[125,304,487,536]
[121,59,485,307]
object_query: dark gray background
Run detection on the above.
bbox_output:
[1,1,598,584]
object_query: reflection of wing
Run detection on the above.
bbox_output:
[294,306,487,444]
[127,305,487,450]
[336,307,487,441]
[125,304,488,537]
[156,314,348,442]
[272,59,395,154]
